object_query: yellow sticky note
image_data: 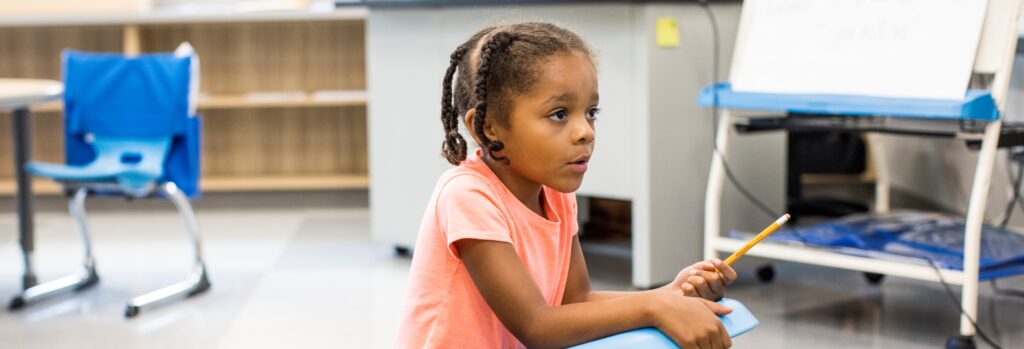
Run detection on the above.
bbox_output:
[656,17,680,48]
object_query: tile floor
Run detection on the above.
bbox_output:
[0,191,1021,348]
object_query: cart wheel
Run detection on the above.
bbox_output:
[755,264,775,283]
[394,246,411,257]
[864,272,885,285]
[945,335,976,349]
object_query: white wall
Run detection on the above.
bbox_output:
[367,4,646,251]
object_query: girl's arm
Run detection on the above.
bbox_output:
[561,235,633,304]
[456,238,732,349]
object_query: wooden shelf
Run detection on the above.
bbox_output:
[0,174,369,196]
[198,91,368,109]
[0,179,63,195]
[25,90,368,113]
[26,101,61,113]
[0,7,367,28]
[201,174,369,192]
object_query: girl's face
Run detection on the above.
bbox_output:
[489,52,598,193]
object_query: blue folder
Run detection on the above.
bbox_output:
[569,298,759,349]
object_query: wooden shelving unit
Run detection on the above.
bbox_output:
[30,90,368,112]
[0,8,369,194]
[202,174,369,192]
[0,174,370,196]
[0,180,62,196]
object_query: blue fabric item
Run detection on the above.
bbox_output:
[63,51,191,137]
[697,83,999,121]
[39,50,202,197]
[729,211,1024,280]
[568,298,759,349]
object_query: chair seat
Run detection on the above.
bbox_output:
[26,136,171,191]
[26,161,159,185]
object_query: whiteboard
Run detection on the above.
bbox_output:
[730,0,989,101]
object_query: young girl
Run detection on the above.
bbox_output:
[398,23,738,349]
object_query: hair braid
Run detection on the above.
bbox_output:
[473,31,516,164]
[440,43,472,165]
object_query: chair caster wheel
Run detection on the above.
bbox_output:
[8,296,25,310]
[125,305,140,318]
[395,246,411,257]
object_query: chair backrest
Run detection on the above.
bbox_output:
[62,44,202,197]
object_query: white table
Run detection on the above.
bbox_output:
[0,79,63,294]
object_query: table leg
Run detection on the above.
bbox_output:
[12,107,36,289]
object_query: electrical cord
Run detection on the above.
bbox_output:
[700,1,778,222]
[1000,147,1024,229]
[986,149,1024,346]
[993,148,1024,300]
[997,152,1023,229]
[986,295,1003,347]
[926,255,1003,349]
[698,3,1006,348]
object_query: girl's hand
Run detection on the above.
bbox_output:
[665,259,737,301]
[646,290,733,349]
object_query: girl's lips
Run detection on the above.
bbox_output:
[569,161,588,173]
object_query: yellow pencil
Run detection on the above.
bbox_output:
[724,214,791,266]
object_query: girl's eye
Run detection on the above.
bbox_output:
[549,110,569,121]
[587,107,601,120]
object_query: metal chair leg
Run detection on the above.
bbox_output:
[9,187,99,310]
[124,182,210,318]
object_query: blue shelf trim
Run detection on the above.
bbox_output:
[698,83,999,121]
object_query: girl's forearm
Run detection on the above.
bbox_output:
[585,290,637,302]
[519,291,658,349]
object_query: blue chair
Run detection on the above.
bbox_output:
[9,44,208,318]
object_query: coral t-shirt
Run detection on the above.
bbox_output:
[397,150,578,348]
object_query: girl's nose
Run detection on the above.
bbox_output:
[573,115,595,145]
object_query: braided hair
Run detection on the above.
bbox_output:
[440,23,594,165]
[440,41,475,165]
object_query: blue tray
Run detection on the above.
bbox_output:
[698,83,999,121]
[569,298,758,349]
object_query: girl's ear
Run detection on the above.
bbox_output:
[463,108,481,145]
[481,116,501,142]
[465,107,501,145]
